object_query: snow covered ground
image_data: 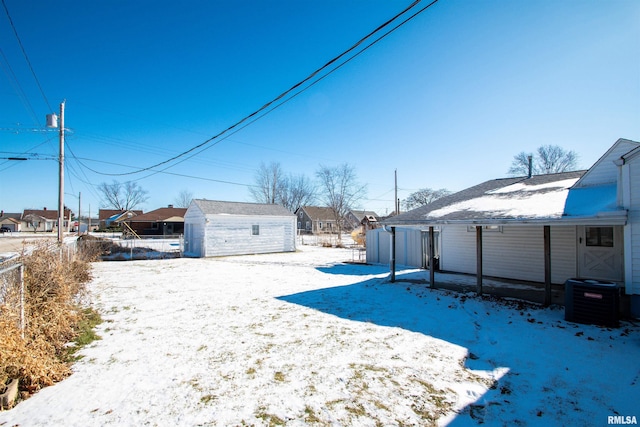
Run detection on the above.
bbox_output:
[1,245,638,426]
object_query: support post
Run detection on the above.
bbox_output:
[544,225,552,306]
[429,226,435,288]
[19,264,24,339]
[476,226,483,295]
[390,226,396,283]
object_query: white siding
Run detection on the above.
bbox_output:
[183,204,206,257]
[576,140,639,187]
[366,229,390,265]
[203,215,295,257]
[365,228,422,267]
[440,225,577,284]
[628,156,640,294]
[440,226,476,274]
[549,226,578,283]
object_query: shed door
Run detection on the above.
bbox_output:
[184,224,192,254]
[577,226,623,282]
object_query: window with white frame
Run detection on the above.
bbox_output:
[586,226,613,247]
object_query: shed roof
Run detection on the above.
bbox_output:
[192,199,294,217]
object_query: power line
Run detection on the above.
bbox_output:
[1,0,52,113]
[0,47,40,125]
[93,0,439,177]
[69,154,255,188]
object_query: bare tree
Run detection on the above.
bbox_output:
[403,188,451,210]
[279,173,316,213]
[98,180,149,210]
[316,163,365,241]
[174,189,194,208]
[536,145,579,174]
[249,162,285,204]
[508,145,579,176]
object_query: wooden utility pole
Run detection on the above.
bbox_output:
[394,169,400,215]
[78,192,81,236]
[57,101,65,244]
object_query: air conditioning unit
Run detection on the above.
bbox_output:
[564,278,620,327]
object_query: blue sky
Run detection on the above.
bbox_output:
[1,0,638,217]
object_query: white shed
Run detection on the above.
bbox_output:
[183,199,296,258]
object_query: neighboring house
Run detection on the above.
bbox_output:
[183,199,296,258]
[0,212,26,232]
[122,205,186,236]
[346,210,379,231]
[295,206,339,234]
[98,209,143,229]
[22,208,72,232]
[373,138,640,317]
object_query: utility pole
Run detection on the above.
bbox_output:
[394,169,398,215]
[78,192,81,236]
[57,101,65,244]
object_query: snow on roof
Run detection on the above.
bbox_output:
[425,177,580,220]
[486,178,579,195]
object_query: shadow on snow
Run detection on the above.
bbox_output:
[277,263,640,425]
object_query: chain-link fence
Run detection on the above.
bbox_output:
[0,259,25,337]
[0,238,79,337]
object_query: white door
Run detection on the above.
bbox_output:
[577,226,623,282]
[184,224,192,254]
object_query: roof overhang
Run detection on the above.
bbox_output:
[384,209,628,228]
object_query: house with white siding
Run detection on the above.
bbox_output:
[183,199,296,258]
[374,138,640,317]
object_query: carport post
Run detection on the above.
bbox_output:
[429,226,435,288]
[390,226,396,283]
[476,226,483,295]
[544,225,552,306]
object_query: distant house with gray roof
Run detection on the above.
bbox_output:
[183,199,296,257]
[22,207,73,232]
[0,212,26,232]
[345,210,380,231]
[294,206,338,234]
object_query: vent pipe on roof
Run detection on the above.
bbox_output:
[527,155,533,178]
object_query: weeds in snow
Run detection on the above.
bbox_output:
[0,244,98,400]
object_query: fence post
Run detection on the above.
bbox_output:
[19,264,25,339]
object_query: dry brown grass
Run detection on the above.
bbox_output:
[76,234,118,261]
[0,243,96,398]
